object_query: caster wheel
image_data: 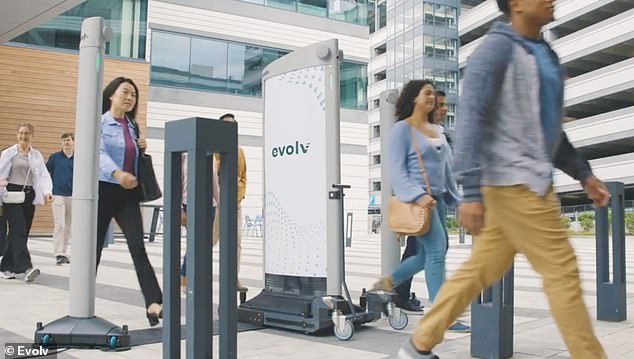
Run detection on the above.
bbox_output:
[108,335,118,349]
[389,311,408,330]
[333,319,354,341]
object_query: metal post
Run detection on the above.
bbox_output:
[34,17,129,351]
[471,264,514,359]
[219,145,238,358]
[163,118,238,359]
[595,181,627,322]
[379,89,400,275]
[186,149,213,358]
[163,151,182,359]
[69,16,110,318]
[148,206,160,242]
[345,212,353,247]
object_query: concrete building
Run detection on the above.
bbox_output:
[366,0,460,233]
[459,0,634,211]
[143,0,371,238]
[1,0,372,238]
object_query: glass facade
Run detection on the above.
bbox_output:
[386,0,460,95]
[368,0,387,34]
[150,31,368,109]
[239,0,369,25]
[11,0,147,59]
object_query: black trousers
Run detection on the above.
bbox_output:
[0,184,36,274]
[96,181,162,308]
[0,213,7,257]
[395,236,417,303]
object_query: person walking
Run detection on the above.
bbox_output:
[47,132,75,265]
[213,113,248,292]
[397,1,609,358]
[96,76,163,326]
[371,80,465,331]
[0,123,53,282]
[395,90,456,315]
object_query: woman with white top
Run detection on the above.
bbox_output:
[0,123,53,282]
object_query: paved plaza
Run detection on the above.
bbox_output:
[1,234,633,358]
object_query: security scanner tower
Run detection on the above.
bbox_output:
[238,39,407,340]
[34,17,130,350]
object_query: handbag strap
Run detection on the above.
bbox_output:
[409,125,432,195]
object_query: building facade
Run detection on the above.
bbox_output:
[366,0,460,233]
[1,0,150,234]
[2,0,372,237]
[459,0,634,210]
[144,0,371,239]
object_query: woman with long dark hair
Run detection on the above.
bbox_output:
[0,123,53,282]
[97,76,162,326]
[372,80,467,331]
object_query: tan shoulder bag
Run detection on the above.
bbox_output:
[387,126,432,237]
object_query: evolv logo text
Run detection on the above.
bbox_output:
[272,141,310,158]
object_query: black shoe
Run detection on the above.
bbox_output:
[410,293,423,308]
[56,256,64,266]
[62,255,70,264]
[400,299,424,313]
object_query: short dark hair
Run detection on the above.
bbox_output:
[436,90,446,97]
[102,76,140,120]
[395,80,436,124]
[219,113,235,121]
[61,132,74,140]
[497,0,510,14]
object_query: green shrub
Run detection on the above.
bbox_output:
[578,212,595,232]
[560,216,571,229]
[446,216,459,230]
[625,213,634,235]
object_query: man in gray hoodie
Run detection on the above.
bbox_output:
[398,1,609,358]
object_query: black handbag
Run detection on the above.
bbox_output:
[137,152,162,202]
[130,119,162,203]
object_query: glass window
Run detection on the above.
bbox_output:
[434,5,448,27]
[446,6,457,29]
[378,2,387,29]
[372,125,380,138]
[150,32,190,87]
[368,0,376,33]
[340,62,368,110]
[268,0,297,11]
[150,31,366,108]
[329,0,368,25]
[11,0,147,59]
[240,0,368,25]
[423,35,434,58]
[190,38,227,92]
[228,44,265,96]
[423,3,434,25]
[298,0,328,17]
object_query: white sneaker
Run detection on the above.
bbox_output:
[2,271,17,279]
[25,267,40,283]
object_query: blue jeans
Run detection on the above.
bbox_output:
[395,199,449,302]
[391,199,447,302]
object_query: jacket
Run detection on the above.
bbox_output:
[99,111,140,184]
[0,144,53,205]
[454,22,592,202]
